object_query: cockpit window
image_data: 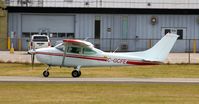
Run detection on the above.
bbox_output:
[67,46,81,54]
[56,43,96,55]
[83,48,96,55]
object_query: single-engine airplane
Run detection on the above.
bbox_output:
[30,33,178,78]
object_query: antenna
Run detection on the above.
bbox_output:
[113,47,119,53]
[84,37,90,41]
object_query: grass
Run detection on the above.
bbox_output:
[0,63,199,78]
[0,83,198,104]
[0,63,199,104]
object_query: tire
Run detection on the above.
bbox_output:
[78,71,81,76]
[43,70,49,77]
[72,70,81,78]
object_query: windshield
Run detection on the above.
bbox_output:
[55,43,65,51]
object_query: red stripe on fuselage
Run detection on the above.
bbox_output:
[35,52,107,61]
[127,60,160,65]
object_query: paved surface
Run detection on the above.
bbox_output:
[0,76,199,84]
[1,51,199,64]
[0,51,39,63]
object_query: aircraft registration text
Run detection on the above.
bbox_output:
[107,58,128,64]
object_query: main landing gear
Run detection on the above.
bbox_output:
[42,65,81,78]
[72,66,81,78]
[43,65,50,77]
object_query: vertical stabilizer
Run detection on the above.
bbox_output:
[126,33,179,62]
[144,33,179,61]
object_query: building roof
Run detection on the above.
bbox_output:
[5,0,199,9]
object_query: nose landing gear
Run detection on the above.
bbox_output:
[43,65,50,77]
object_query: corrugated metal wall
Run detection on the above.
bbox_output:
[75,14,199,52]
[75,14,199,39]
[8,13,199,52]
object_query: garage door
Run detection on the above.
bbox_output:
[22,14,75,33]
[21,14,75,50]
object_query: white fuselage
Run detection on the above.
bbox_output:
[35,47,156,67]
[30,34,178,78]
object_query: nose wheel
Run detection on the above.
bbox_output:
[43,70,49,77]
[43,66,50,77]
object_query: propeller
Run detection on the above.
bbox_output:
[29,49,36,70]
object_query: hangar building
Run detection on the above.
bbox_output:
[4,0,199,52]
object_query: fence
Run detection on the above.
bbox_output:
[2,37,199,52]
[1,37,199,63]
[15,38,163,52]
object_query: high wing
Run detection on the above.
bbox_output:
[63,39,94,48]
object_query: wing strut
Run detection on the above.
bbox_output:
[60,45,67,68]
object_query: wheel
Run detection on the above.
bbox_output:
[72,70,81,78]
[43,70,49,77]
[78,71,81,76]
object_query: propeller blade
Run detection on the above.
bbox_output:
[31,53,35,70]
[29,49,36,70]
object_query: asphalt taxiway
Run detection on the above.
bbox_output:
[0,76,199,84]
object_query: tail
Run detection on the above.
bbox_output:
[126,33,179,62]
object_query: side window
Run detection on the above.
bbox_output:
[22,32,31,38]
[163,28,185,40]
[177,29,183,40]
[68,47,81,54]
[165,29,171,35]
[83,48,96,55]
